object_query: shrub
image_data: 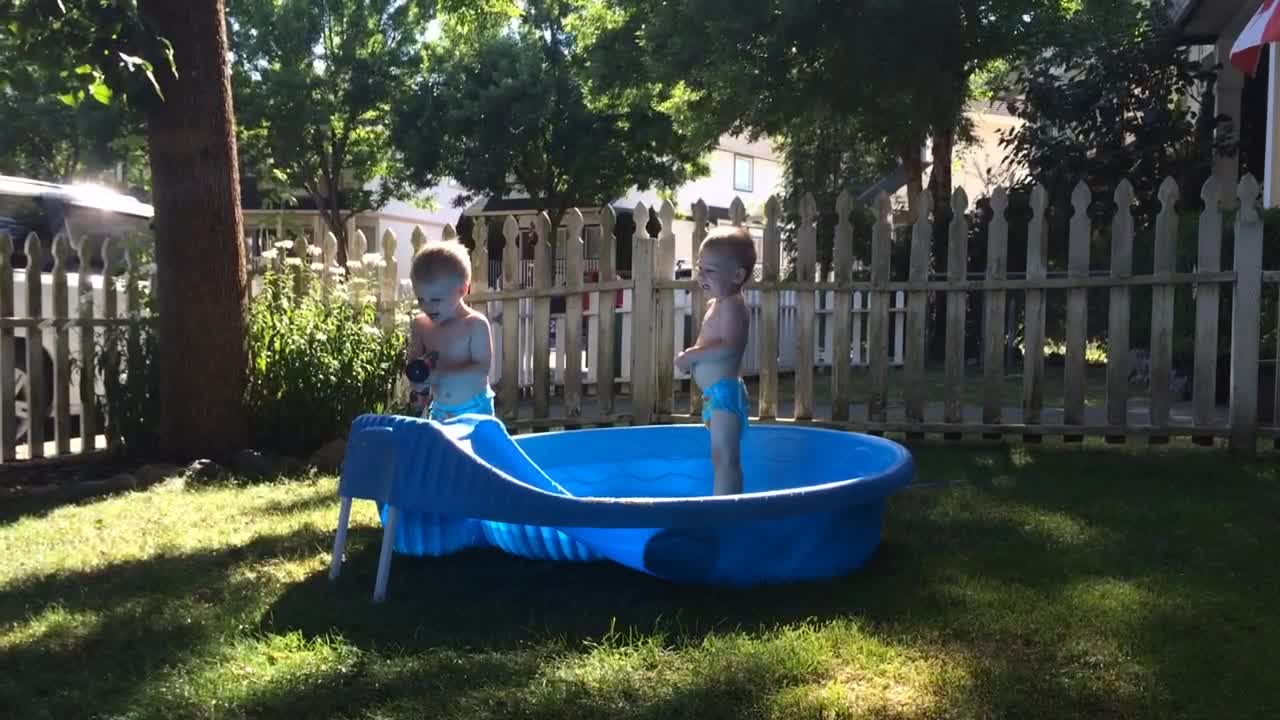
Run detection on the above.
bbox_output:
[98,258,162,459]
[245,269,406,457]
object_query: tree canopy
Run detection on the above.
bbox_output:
[996,0,1224,222]
[586,0,1074,219]
[0,62,147,186]
[392,0,712,234]
[4,0,251,460]
[228,0,434,261]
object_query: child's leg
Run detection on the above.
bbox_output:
[709,409,743,495]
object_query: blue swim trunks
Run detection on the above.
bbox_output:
[701,377,750,436]
[427,386,496,421]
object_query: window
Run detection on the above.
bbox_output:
[733,154,753,193]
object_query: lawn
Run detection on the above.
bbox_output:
[2,445,1278,720]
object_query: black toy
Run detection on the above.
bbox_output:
[405,358,431,384]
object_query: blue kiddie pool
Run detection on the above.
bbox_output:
[341,414,914,587]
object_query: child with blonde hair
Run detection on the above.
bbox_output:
[675,225,757,495]
[406,240,495,420]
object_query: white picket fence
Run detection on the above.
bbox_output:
[486,287,906,388]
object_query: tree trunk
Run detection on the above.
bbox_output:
[926,126,956,364]
[930,126,955,217]
[901,144,924,224]
[139,0,248,461]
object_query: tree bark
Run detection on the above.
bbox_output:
[930,126,955,218]
[901,144,924,224]
[139,0,248,461]
[926,126,956,364]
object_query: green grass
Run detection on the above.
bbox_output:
[3,447,1279,719]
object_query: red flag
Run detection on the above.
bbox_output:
[1231,0,1280,77]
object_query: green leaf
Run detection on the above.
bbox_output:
[89,79,113,105]
[74,64,94,75]
[57,91,79,107]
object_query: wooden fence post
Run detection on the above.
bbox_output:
[101,237,121,448]
[532,213,553,418]
[1023,185,1049,434]
[758,197,781,420]
[1064,182,1092,434]
[468,218,492,378]
[982,188,1009,431]
[564,209,585,417]
[830,189,855,421]
[380,229,398,331]
[1148,178,1179,439]
[630,202,655,425]
[0,232,14,460]
[500,217,521,422]
[654,200,677,417]
[904,191,931,426]
[1193,178,1223,443]
[24,232,46,459]
[944,188,969,429]
[321,232,338,301]
[470,219,489,290]
[1230,175,1263,454]
[1106,180,1136,440]
[867,192,892,423]
[347,229,369,309]
[410,226,427,257]
[52,233,72,455]
[596,207,617,415]
[794,193,818,420]
[76,235,98,455]
[689,200,708,418]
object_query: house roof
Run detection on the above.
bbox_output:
[716,134,781,162]
[857,161,934,204]
[1173,0,1259,44]
[465,195,737,223]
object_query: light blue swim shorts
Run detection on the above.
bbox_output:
[427,386,497,421]
[701,377,750,437]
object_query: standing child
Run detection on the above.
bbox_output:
[675,226,756,495]
[406,241,495,420]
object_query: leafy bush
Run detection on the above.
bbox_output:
[98,257,162,459]
[245,269,406,457]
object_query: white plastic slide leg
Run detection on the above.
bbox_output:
[372,506,399,603]
[329,496,353,582]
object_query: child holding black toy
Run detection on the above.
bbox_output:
[405,241,494,420]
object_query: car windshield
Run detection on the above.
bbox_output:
[1,194,153,274]
[63,204,153,274]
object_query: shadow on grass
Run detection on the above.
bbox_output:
[2,446,1278,719]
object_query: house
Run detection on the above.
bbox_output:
[459,133,786,282]
[1173,0,1278,205]
[240,176,471,284]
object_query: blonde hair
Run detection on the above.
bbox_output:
[699,226,757,286]
[410,240,472,286]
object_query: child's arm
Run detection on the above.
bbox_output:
[432,316,493,381]
[406,317,433,397]
[407,315,430,361]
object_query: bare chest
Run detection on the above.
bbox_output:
[422,321,471,361]
[699,303,728,340]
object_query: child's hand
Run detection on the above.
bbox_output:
[675,350,692,372]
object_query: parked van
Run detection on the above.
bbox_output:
[0,175,152,449]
